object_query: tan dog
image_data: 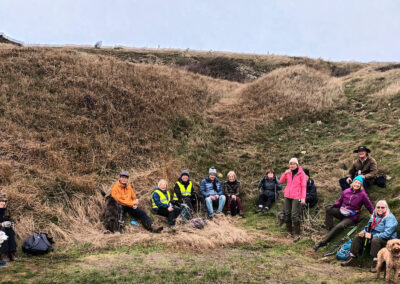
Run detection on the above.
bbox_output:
[377,239,400,283]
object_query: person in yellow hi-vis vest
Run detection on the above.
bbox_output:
[172,170,204,212]
[152,179,181,227]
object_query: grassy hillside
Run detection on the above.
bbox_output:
[1,44,400,283]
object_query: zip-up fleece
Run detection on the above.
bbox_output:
[280,166,306,200]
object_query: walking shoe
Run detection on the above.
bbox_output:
[313,241,327,251]
[262,207,269,214]
[239,210,244,217]
[227,211,231,216]
[0,253,9,263]
[341,256,357,267]
[370,260,377,273]
[9,253,17,262]
[151,225,163,233]
[255,206,263,213]
[275,217,285,227]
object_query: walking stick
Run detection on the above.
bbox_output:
[323,222,362,257]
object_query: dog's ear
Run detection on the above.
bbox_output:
[387,240,395,252]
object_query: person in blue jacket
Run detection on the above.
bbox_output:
[341,200,398,272]
[200,167,226,218]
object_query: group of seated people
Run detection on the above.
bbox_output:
[0,144,391,274]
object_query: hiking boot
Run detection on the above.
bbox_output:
[9,253,17,262]
[370,260,378,273]
[285,220,293,237]
[341,256,357,267]
[293,222,301,243]
[0,253,9,263]
[239,210,244,217]
[151,225,163,233]
[313,241,327,251]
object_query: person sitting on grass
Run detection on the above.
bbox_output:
[339,146,378,191]
[111,172,163,233]
[200,167,226,218]
[314,176,374,251]
[152,179,181,227]
[224,171,244,217]
[173,170,204,212]
[0,192,17,262]
[341,200,398,273]
[256,169,282,214]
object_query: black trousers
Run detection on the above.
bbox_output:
[322,205,355,243]
[351,236,388,258]
[0,227,16,254]
[258,192,275,209]
[119,205,153,230]
[155,206,181,226]
[179,194,205,212]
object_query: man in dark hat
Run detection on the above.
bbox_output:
[111,172,163,233]
[172,170,204,212]
[339,146,378,190]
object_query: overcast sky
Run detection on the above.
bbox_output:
[1,0,399,62]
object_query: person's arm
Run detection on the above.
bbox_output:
[275,178,282,191]
[200,180,209,197]
[258,178,264,190]
[174,183,183,201]
[374,216,398,239]
[365,158,378,179]
[279,173,288,184]
[333,193,344,208]
[111,183,134,207]
[234,181,240,196]
[217,180,224,195]
[153,192,169,209]
[349,161,357,179]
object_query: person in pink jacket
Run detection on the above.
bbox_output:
[280,157,306,242]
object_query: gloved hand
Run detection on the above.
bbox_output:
[1,221,11,228]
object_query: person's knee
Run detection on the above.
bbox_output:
[220,195,226,201]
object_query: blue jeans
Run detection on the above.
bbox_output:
[205,195,226,216]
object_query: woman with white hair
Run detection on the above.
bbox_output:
[341,200,398,272]
[280,158,307,242]
[152,179,181,227]
[224,171,244,216]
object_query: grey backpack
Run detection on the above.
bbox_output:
[22,233,54,255]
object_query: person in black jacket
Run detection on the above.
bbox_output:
[0,192,17,262]
[256,169,282,213]
[172,170,204,212]
[224,171,244,216]
[276,169,318,226]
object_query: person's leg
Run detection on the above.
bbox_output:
[183,197,194,211]
[205,197,214,217]
[276,203,285,226]
[284,198,293,234]
[322,218,355,243]
[339,178,351,191]
[291,199,301,240]
[128,207,153,230]
[257,193,266,212]
[324,205,343,230]
[227,196,232,214]
[168,206,181,226]
[236,197,243,214]
[370,238,387,258]
[216,195,226,213]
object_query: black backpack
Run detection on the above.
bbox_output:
[375,175,386,188]
[22,233,54,255]
[230,198,239,216]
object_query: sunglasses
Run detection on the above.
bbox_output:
[376,206,386,209]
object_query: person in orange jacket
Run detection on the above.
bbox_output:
[111,172,163,233]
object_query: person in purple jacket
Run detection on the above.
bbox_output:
[314,176,374,251]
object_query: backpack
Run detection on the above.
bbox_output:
[375,174,386,188]
[230,198,239,216]
[180,203,192,220]
[190,218,207,229]
[22,233,54,255]
[336,239,352,260]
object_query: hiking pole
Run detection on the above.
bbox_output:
[323,223,360,257]
[362,223,372,257]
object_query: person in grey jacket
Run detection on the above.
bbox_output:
[256,169,282,213]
